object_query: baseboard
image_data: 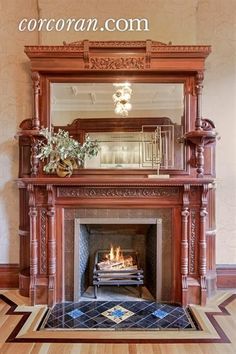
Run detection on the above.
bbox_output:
[216,264,236,288]
[0,264,19,289]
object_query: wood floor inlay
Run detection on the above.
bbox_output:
[0,291,235,346]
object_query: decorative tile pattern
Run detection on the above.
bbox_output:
[42,301,198,331]
[67,309,84,319]
[102,305,134,324]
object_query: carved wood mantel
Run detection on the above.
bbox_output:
[18,176,215,307]
[17,40,217,306]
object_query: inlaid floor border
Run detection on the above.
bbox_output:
[1,293,235,344]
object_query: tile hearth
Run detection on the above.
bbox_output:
[42,300,198,330]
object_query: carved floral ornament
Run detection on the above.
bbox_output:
[89,57,145,70]
[58,186,180,198]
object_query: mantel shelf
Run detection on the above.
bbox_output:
[17,176,215,187]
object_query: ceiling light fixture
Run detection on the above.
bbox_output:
[112,83,132,117]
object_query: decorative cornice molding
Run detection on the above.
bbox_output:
[152,45,211,54]
[25,45,84,53]
[24,41,211,59]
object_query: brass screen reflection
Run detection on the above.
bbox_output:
[141,125,174,169]
[85,132,141,168]
[85,129,175,169]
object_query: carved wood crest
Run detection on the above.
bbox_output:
[89,57,145,70]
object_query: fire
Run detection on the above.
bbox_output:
[105,245,134,269]
[108,245,123,262]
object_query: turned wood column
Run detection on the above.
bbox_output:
[181,184,190,306]
[31,71,40,129]
[27,184,38,305]
[195,71,204,131]
[199,184,208,305]
[30,137,39,177]
[206,183,217,296]
[196,143,204,178]
[47,185,56,306]
[195,71,204,177]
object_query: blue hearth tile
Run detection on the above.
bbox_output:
[152,309,168,319]
[67,309,84,319]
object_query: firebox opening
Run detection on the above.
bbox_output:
[73,218,163,302]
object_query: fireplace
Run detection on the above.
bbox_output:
[93,247,144,299]
[18,40,217,307]
[17,180,215,307]
[63,209,173,303]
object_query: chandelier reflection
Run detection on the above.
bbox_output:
[112,83,132,117]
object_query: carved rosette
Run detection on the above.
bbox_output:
[89,57,145,70]
[58,187,179,198]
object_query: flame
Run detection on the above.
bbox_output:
[106,245,134,268]
[109,245,115,261]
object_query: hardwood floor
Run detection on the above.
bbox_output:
[0,289,236,353]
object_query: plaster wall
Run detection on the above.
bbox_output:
[0,0,235,264]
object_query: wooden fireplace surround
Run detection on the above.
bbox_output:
[17,40,217,307]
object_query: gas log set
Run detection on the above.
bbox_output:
[93,245,144,298]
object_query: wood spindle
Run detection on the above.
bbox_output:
[181,184,190,305]
[31,71,40,129]
[195,71,204,131]
[27,184,38,305]
[199,184,208,305]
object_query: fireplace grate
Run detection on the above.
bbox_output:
[93,249,144,299]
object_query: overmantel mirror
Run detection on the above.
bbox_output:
[50,80,185,172]
[21,40,216,178]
